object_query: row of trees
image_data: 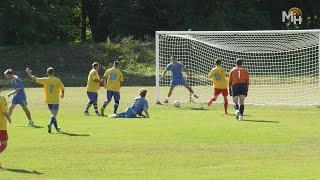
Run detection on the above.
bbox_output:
[0,0,319,45]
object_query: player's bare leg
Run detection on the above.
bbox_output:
[208,95,218,106]
[7,104,16,116]
[233,96,240,120]
[101,100,111,116]
[0,141,7,168]
[184,85,199,99]
[223,96,228,114]
[164,86,175,103]
[21,105,34,127]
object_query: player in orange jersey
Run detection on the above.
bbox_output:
[229,58,249,120]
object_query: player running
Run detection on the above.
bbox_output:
[161,55,198,103]
[26,67,65,133]
[229,58,249,120]
[100,61,123,116]
[84,62,101,116]
[109,88,149,118]
[4,69,35,127]
[208,59,229,114]
[0,94,11,168]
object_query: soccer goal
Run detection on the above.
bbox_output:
[155,30,320,106]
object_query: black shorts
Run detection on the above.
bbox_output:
[232,83,248,97]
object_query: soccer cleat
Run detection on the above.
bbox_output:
[235,110,240,120]
[163,99,169,104]
[193,94,199,99]
[208,99,214,106]
[47,125,52,133]
[84,111,89,116]
[100,108,105,116]
[95,112,101,116]
[28,121,35,127]
[108,114,117,118]
[238,115,243,121]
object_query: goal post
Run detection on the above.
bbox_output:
[155,30,320,107]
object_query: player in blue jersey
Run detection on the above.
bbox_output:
[109,88,149,118]
[4,69,35,126]
[161,55,198,103]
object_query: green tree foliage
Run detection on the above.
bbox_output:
[1,0,320,45]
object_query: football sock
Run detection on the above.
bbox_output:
[102,101,108,109]
[53,120,59,130]
[85,101,93,112]
[234,103,239,110]
[224,99,228,113]
[240,105,244,115]
[93,102,99,113]
[114,102,119,114]
[49,116,55,125]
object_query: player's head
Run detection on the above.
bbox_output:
[114,61,120,68]
[92,62,99,71]
[47,67,54,76]
[171,55,177,63]
[4,69,14,79]
[139,88,148,98]
[215,58,222,66]
[236,58,243,67]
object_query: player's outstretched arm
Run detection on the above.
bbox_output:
[60,90,65,98]
[161,70,168,79]
[25,68,37,81]
[143,109,150,118]
[7,89,20,98]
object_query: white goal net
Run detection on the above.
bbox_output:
[155,30,320,106]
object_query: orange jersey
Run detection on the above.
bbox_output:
[229,67,249,86]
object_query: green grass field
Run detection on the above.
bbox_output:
[1,87,320,179]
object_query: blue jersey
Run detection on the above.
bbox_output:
[129,96,148,115]
[12,75,26,97]
[166,62,184,80]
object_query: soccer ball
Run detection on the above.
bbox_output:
[173,100,181,108]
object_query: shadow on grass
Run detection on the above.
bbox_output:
[243,119,279,123]
[58,131,90,137]
[188,107,209,111]
[11,125,45,129]
[1,167,43,175]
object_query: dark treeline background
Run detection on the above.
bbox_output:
[1,0,320,45]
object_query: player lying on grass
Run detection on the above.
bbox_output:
[0,93,11,168]
[26,67,65,133]
[161,55,198,103]
[4,69,35,127]
[229,58,249,120]
[208,58,229,114]
[109,88,149,118]
[101,61,124,116]
[84,62,101,116]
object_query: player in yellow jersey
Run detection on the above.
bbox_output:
[0,94,11,168]
[100,61,123,116]
[26,67,65,133]
[84,62,101,116]
[208,59,229,114]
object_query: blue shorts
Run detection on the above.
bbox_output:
[87,92,98,102]
[48,104,59,111]
[171,78,187,86]
[232,83,248,97]
[12,95,27,106]
[106,90,120,101]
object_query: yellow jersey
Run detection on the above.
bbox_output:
[208,66,228,89]
[0,96,8,130]
[36,76,65,104]
[104,67,123,92]
[86,69,100,92]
